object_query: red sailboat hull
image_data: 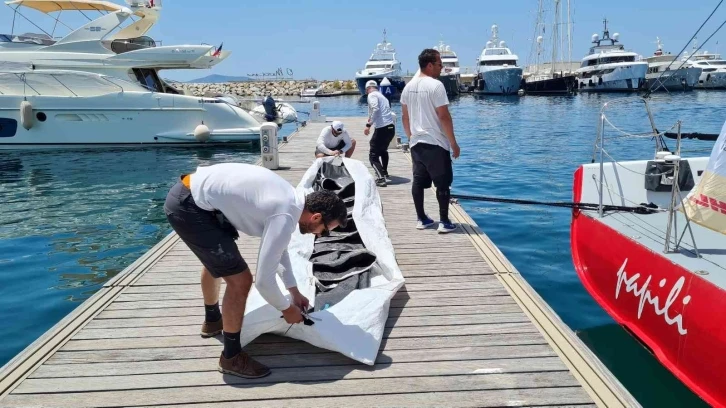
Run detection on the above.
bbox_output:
[571,166,726,408]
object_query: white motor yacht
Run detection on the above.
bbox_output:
[354,30,406,98]
[0,0,276,148]
[433,40,460,96]
[473,25,523,95]
[644,38,701,92]
[684,41,726,90]
[0,67,262,149]
[575,19,648,92]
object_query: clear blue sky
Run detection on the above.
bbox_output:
[2,0,725,81]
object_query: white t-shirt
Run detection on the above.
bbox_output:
[190,163,305,311]
[400,75,450,151]
[316,126,353,155]
[367,90,394,129]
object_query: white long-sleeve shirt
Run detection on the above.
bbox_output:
[367,90,394,129]
[316,126,353,155]
[190,163,304,311]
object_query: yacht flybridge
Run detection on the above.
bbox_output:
[0,0,270,149]
[0,0,230,91]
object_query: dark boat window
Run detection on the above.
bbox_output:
[110,36,157,54]
[0,118,18,138]
[132,68,163,92]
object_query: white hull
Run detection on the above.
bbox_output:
[473,67,523,95]
[695,70,726,89]
[0,92,261,150]
[646,67,701,91]
[576,63,648,92]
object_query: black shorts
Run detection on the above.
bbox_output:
[163,180,248,278]
[411,143,453,189]
[315,140,346,155]
[370,124,395,152]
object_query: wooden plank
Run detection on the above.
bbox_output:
[70,321,538,341]
[6,372,583,406]
[114,287,510,299]
[96,303,523,320]
[57,331,546,353]
[145,261,494,274]
[150,388,593,408]
[33,355,563,380]
[19,353,566,394]
[43,342,556,370]
[78,313,531,338]
[132,276,500,291]
[103,294,515,311]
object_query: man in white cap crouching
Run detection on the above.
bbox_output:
[315,120,356,158]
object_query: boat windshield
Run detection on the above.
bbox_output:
[365,63,393,69]
[479,60,518,66]
[443,61,458,67]
[0,71,148,96]
[484,49,510,56]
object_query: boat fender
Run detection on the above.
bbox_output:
[194,124,210,142]
[20,101,33,130]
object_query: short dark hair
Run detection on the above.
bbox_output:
[305,190,348,228]
[418,48,440,69]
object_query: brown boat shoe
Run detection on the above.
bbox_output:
[218,351,271,379]
[200,319,223,338]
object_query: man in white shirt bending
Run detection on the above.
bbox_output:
[401,48,461,234]
[164,163,348,379]
[364,79,396,187]
[315,120,356,158]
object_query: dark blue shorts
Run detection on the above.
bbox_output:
[163,180,248,278]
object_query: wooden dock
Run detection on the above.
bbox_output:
[0,116,639,407]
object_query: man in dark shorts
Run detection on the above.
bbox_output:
[401,49,461,233]
[364,79,396,187]
[164,163,347,379]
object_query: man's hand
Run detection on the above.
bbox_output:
[451,141,461,159]
[282,304,303,324]
[364,127,370,136]
[288,287,310,311]
[333,150,341,156]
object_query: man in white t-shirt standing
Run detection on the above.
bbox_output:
[401,48,460,233]
[315,121,356,158]
[364,80,396,187]
[164,163,348,379]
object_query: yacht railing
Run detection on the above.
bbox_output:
[592,98,700,256]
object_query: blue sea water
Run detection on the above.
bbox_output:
[1,91,724,406]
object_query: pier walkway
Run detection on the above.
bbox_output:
[0,116,638,407]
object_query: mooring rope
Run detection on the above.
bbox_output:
[449,194,664,214]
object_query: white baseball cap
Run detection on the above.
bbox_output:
[331,121,345,132]
[365,80,378,89]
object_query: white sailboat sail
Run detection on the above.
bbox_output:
[680,120,726,233]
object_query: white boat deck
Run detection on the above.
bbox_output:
[600,210,726,286]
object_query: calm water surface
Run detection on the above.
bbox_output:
[2,91,724,407]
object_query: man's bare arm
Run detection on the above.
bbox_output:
[436,105,460,158]
[401,104,411,139]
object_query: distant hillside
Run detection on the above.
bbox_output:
[186,74,251,83]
